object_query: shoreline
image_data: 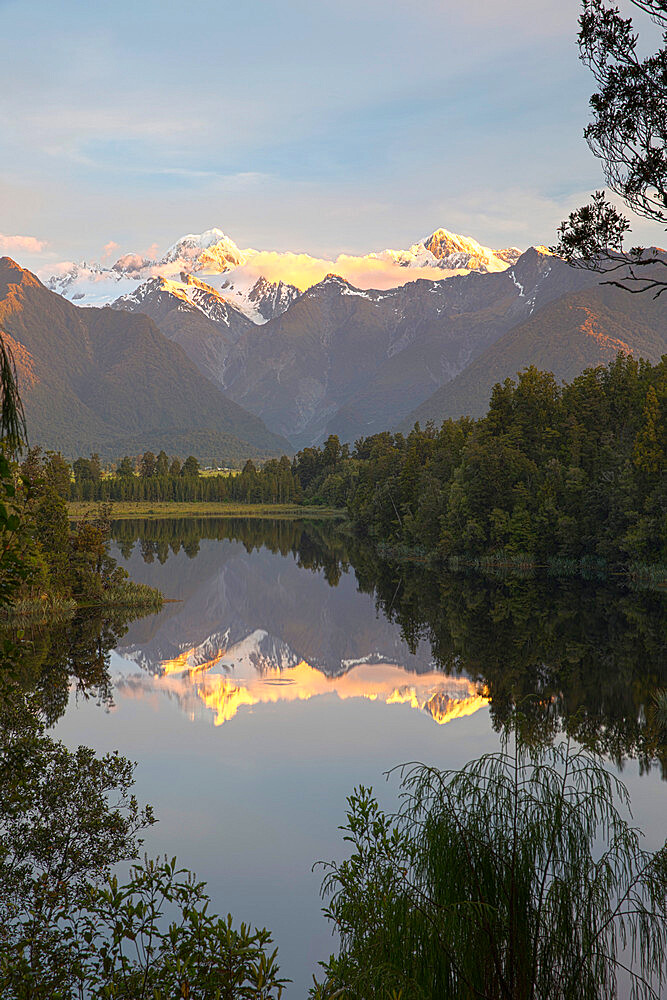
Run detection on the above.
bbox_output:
[68,501,348,520]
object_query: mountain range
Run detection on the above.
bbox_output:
[0,257,289,463]
[2,225,664,461]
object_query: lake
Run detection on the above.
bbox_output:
[52,516,667,996]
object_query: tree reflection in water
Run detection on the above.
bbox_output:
[113,517,667,774]
[3,516,665,768]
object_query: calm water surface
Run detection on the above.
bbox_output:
[53,518,667,995]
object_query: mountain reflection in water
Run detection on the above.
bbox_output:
[108,516,667,775]
[115,657,488,728]
[110,518,488,727]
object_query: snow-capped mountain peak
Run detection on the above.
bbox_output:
[365,227,517,276]
[423,227,486,257]
[420,228,513,273]
[163,229,246,272]
[44,225,527,313]
[245,275,301,321]
[112,274,249,332]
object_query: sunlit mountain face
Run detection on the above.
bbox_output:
[115,654,489,729]
[44,225,522,313]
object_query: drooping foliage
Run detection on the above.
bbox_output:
[316,733,667,1000]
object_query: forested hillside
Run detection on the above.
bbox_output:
[340,355,666,569]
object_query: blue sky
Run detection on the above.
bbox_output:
[0,0,662,271]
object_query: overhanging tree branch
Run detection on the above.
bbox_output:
[552,0,667,296]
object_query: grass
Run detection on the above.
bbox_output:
[96,580,165,612]
[0,595,78,626]
[0,581,164,626]
[68,501,347,520]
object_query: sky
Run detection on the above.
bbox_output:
[1,0,664,277]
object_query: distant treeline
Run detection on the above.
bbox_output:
[25,448,302,504]
[36,354,666,568]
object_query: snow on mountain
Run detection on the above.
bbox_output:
[114,273,250,331]
[46,229,301,323]
[46,261,144,305]
[211,272,302,323]
[162,228,246,271]
[122,626,302,679]
[494,247,523,266]
[373,228,516,274]
[44,225,524,318]
[109,274,254,386]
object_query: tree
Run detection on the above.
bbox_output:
[553,1,667,296]
[317,731,667,1000]
[43,452,72,498]
[633,384,664,476]
[181,454,200,478]
[31,487,71,591]
[117,455,135,477]
[89,451,101,483]
[72,457,93,483]
[73,859,286,1000]
[19,446,43,484]
[156,449,169,477]
[169,457,181,477]
[140,450,157,478]
[0,730,285,1000]
[73,454,101,485]
[322,434,342,469]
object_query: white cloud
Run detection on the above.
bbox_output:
[101,240,119,261]
[0,233,48,254]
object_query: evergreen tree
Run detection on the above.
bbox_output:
[139,451,157,478]
[43,452,72,498]
[181,455,200,478]
[155,450,169,477]
[117,456,135,477]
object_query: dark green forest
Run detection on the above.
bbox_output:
[62,355,666,572]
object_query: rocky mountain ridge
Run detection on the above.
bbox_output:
[45,224,520,312]
[217,248,608,446]
[30,225,667,452]
[0,256,290,462]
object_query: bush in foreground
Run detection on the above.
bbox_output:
[0,728,286,1000]
[316,730,667,1000]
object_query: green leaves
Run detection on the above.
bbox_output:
[554,2,667,296]
[0,733,286,1000]
[316,732,667,1000]
[78,857,286,1000]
